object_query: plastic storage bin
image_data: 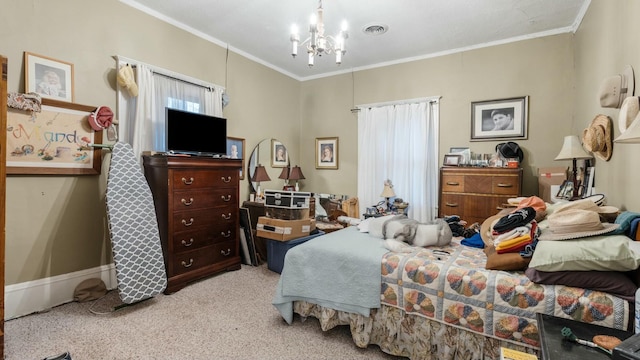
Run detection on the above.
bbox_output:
[266,230,324,273]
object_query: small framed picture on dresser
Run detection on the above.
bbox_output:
[443,154,462,167]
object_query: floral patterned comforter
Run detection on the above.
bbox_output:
[380,238,630,349]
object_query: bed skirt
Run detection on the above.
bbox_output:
[293,301,539,360]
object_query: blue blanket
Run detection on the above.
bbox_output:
[272,226,389,324]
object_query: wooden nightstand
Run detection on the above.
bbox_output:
[537,313,632,360]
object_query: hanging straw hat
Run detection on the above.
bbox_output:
[582,114,613,161]
[598,65,635,109]
[117,64,139,97]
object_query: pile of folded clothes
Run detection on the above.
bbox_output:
[492,206,540,257]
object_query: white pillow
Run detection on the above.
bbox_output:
[529,234,640,272]
[357,217,373,233]
[368,215,396,238]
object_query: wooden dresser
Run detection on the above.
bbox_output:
[438,167,523,225]
[143,155,242,294]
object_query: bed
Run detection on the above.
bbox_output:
[272,224,634,360]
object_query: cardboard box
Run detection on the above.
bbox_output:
[538,167,567,202]
[265,207,310,220]
[266,230,325,273]
[256,216,312,241]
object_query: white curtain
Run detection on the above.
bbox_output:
[115,57,224,161]
[357,100,440,223]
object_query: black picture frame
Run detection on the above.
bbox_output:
[239,207,258,266]
[470,96,529,141]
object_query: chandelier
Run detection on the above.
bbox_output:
[290,0,348,66]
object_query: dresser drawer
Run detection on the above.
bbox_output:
[442,175,465,192]
[171,223,237,253]
[172,188,238,210]
[171,169,238,190]
[172,208,236,234]
[492,176,520,195]
[172,247,216,276]
[440,194,464,216]
[171,240,238,277]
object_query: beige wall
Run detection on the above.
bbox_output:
[1,0,637,287]
[0,0,300,284]
[301,35,575,198]
[572,0,640,211]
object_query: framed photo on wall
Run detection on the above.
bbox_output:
[24,52,75,102]
[470,96,528,141]
[316,137,338,169]
[227,136,245,179]
[271,139,288,168]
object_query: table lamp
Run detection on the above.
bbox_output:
[278,166,290,189]
[380,180,396,212]
[289,165,305,191]
[251,164,271,199]
[554,135,593,200]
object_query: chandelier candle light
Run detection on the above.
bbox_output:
[290,0,348,66]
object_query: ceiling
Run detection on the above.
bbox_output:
[121,0,590,81]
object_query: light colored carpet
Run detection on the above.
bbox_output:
[5,264,405,359]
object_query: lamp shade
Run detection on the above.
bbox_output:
[278,166,290,180]
[289,165,305,180]
[251,164,271,182]
[380,184,396,198]
[554,135,593,160]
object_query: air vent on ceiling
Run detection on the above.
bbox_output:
[363,24,388,36]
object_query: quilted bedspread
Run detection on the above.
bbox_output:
[380,238,630,349]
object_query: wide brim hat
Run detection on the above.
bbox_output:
[552,198,619,215]
[117,64,139,97]
[539,209,619,241]
[496,142,524,163]
[615,102,640,143]
[480,213,504,246]
[582,114,613,161]
[598,65,635,109]
[618,96,640,133]
[88,106,114,131]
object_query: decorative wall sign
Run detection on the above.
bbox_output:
[6,99,102,175]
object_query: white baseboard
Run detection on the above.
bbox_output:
[5,264,117,321]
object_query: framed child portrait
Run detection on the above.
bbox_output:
[316,137,338,169]
[271,139,288,168]
[24,52,75,102]
[226,137,245,179]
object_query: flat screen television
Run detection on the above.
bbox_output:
[165,107,227,156]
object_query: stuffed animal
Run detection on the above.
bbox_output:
[367,214,452,252]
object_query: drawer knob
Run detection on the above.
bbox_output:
[221,195,232,202]
[181,177,194,185]
[221,230,231,238]
[497,183,513,188]
[182,218,194,226]
[181,238,194,247]
[446,182,460,186]
[221,176,231,183]
[445,202,459,207]
[221,248,231,256]
[181,259,194,268]
[181,198,194,206]
[222,213,231,220]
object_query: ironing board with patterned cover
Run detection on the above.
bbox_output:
[105,142,167,303]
